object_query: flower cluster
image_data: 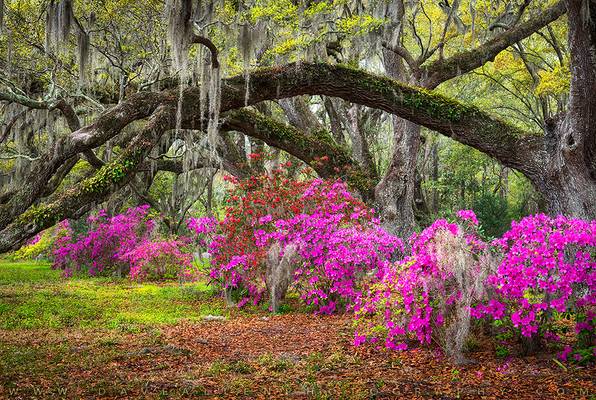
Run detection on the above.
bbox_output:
[353,211,493,358]
[255,180,403,313]
[189,169,402,312]
[472,214,595,338]
[53,206,154,277]
[119,239,196,282]
[53,206,200,281]
[187,216,218,250]
[353,211,595,361]
[189,168,315,305]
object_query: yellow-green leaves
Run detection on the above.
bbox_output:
[535,64,570,97]
[337,15,385,36]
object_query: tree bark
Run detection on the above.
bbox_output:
[376,12,420,237]
[531,0,596,220]
[375,119,421,236]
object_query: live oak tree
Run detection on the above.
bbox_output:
[0,0,594,252]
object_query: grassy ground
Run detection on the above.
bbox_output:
[0,260,594,399]
[0,260,223,331]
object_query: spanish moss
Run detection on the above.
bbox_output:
[77,30,90,85]
[165,0,193,73]
[45,0,73,51]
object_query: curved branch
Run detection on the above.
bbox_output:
[1,109,27,143]
[223,109,377,200]
[191,34,219,68]
[0,104,173,252]
[381,42,417,70]
[1,62,546,232]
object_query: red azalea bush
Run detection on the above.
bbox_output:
[188,166,403,312]
[189,165,315,305]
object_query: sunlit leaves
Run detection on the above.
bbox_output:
[535,64,570,97]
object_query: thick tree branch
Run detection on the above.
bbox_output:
[381,42,417,70]
[191,34,219,68]
[1,62,546,232]
[223,109,377,200]
[0,90,49,109]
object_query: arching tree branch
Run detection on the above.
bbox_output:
[0,104,174,252]
[223,109,378,200]
[0,62,546,232]
[191,34,219,68]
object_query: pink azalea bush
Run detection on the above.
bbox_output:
[118,239,197,282]
[53,205,154,277]
[53,205,199,281]
[353,211,494,361]
[472,214,595,345]
[353,211,595,362]
[255,198,404,313]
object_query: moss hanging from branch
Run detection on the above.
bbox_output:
[77,30,90,84]
[165,0,193,72]
[45,0,73,51]
[0,0,4,32]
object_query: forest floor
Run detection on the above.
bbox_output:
[0,260,594,399]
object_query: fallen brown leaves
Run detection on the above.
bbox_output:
[1,313,594,399]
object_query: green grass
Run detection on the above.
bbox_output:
[0,260,224,330]
[0,259,61,284]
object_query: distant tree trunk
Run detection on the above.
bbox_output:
[376,20,420,237]
[498,167,509,198]
[414,170,429,219]
[345,104,376,175]
[375,118,421,237]
[206,173,214,215]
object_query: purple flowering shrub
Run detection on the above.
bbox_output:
[53,205,155,277]
[53,205,200,281]
[353,211,595,362]
[353,211,494,362]
[187,216,218,257]
[255,204,404,313]
[472,214,595,350]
